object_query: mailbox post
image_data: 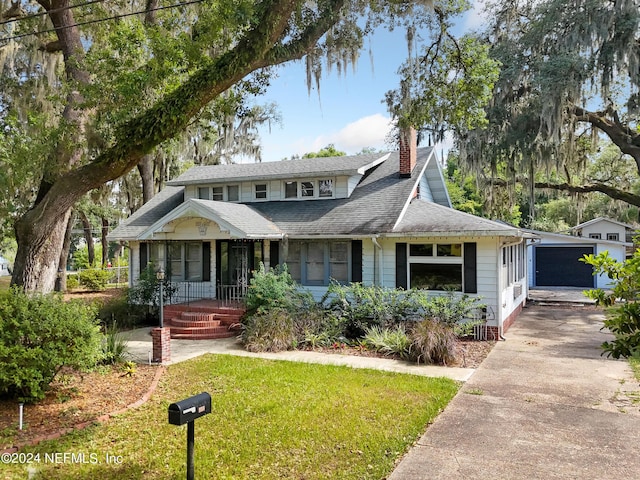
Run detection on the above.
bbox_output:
[168,392,212,480]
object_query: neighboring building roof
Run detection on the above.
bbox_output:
[393,199,527,237]
[166,153,389,185]
[571,217,637,231]
[523,228,633,247]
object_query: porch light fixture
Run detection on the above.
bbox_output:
[157,267,165,328]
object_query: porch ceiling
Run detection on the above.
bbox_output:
[138,199,284,240]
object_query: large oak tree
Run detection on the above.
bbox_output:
[2,0,481,292]
[457,0,640,216]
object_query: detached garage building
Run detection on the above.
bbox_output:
[526,225,632,289]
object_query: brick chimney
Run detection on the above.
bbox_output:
[399,127,417,178]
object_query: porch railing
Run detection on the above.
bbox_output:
[163,281,247,306]
[216,284,248,305]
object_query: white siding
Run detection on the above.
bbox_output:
[418,174,433,202]
[347,174,363,196]
[335,176,350,198]
[579,220,626,241]
[362,238,376,285]
[130,241,141,285]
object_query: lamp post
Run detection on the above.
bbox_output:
[157,267,165,328]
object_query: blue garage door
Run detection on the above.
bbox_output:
[535,246,595,287]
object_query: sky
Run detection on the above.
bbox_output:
[252,2,489,163]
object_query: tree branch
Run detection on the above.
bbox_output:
[491,178,640,208]
[571,104,640,172]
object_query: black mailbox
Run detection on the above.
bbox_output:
[168,392,212,426]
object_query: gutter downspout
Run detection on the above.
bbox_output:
[372,236,383,286]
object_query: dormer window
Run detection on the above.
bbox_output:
[227,185,239,202]
[212,186,224,201]
[198,187,210,200]
[319,179,333,197]
[282,178,335,199]
[285,181,298,198]
[301,181,314,197]
[255,183,267,199]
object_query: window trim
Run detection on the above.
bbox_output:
[606,233,619,241]
[254,183,268,200]
[284,240,351,286]
[407,242,464,292]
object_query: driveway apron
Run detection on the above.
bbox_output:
[389,304,640,480]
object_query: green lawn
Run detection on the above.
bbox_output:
[3,355,458,479]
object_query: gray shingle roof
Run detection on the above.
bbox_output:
[249,149,433,235]
[188,199,282,238]
[107,186,185,241]
[109,147,525,241]
[166,153,388,185]
[393,199,523,236]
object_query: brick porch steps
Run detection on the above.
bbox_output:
[163,300,246,340]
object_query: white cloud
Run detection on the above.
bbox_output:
[304,113,394,154]
[461,0,490,32]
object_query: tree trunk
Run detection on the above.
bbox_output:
[79,211,95,267]
[55,214,74,292]
[101,217,109,267]
[137,154,156,204]
[11,0,347,293]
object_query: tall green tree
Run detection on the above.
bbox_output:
[456,0,640,217]
[1,0,481,293]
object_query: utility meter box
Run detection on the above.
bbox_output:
[168,392,212,426]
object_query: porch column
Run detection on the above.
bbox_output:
[263,239,270,271]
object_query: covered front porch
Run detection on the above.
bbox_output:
[131,197,284,305]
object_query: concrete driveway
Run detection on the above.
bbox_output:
[389,304,640,480]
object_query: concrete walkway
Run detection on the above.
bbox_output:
[121,328,475,382]
[388,305,640,480]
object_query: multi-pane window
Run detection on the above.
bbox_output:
[329,242,349,282]
[284,241,350,285]
[212,186,224,201]
[408,243,463,291]
[319,179,334,197]
[301,181,314,197]
[255,184,267,199]
[305,242,325,284]
[607,233,619,241]
[168,242,202,281]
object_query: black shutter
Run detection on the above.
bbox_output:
[139,243,148,273]
[202,242,211,282]
[351,240,363,283]
[270,241,280,269]
[464,242,477,294]
[395,243,407,289]
[215,241,222,286]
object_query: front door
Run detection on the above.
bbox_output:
[216,240,263,299]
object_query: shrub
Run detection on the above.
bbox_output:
[245,263,313,315]
[128,265,177,308]
[101,322,129,365]
[99,291,149,330]
[582,250,640,358]
[409,319,458,365]
[78,268,111,291]
[322,282,423,338]
[362,325,412,359]
[420,292,484,328]
[66,273,79,290]
[0,289,103,402]
[240,308,296,352]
